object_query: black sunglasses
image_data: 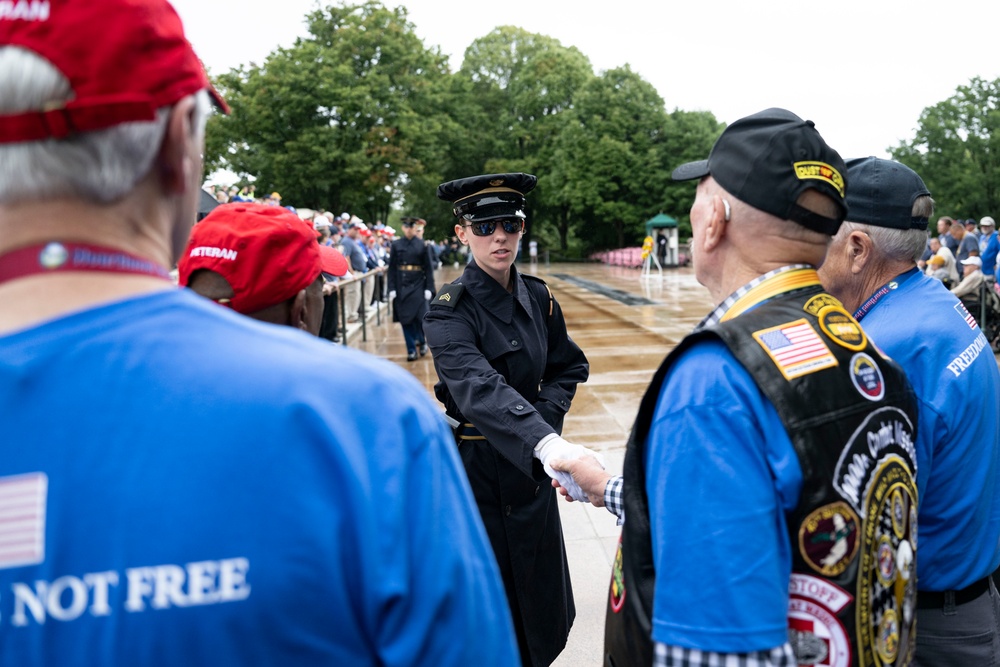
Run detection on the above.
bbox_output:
[462,218,524,237]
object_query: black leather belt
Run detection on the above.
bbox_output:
[917,576,991,609]
[399,265,424,271]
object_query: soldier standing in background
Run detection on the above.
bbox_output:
[388,217,435,361]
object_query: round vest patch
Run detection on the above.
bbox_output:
[798,501,860,577]
[849,352,885,401]
[857,458,917,666]
[831,406,917,666]
[609,535,626,613]
[788,573,853,667]
[818,305,868,351]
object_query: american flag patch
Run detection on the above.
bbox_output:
[0,473,47,570]
[954,301,978,330]
[753,319,838,380]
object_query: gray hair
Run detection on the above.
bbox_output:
[843,194,934,264]
[841,222,928,264]
[0,46,211,205]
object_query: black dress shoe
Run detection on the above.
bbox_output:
[407,351,418,362]
[419,343,428,357]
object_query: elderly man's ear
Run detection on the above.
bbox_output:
[845,230,874,274]
[702,196,730,252]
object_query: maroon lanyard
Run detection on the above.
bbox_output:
[0,242,171,285]
[852,267,920,322]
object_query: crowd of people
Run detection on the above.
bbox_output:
[916,214,1000,340]
[3,2,1000,666]
[200,184,480,347]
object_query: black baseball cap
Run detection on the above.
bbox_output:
[844,157,930,230]
[672,108,847,235]
[437,173,537,222]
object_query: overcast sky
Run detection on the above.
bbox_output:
[172,0,999,164]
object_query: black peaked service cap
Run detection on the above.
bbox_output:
[437,173,537,222]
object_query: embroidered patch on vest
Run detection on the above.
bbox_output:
[803,293,845,316]
[891,488,907,539]
[817,306,867,351]
[832,406,917,667]
[752,319,838,380]
[798,501,860,577]
[609,535,626,613]
[788,573,853,667]
[849,353,885,402]
[877,608,900,663]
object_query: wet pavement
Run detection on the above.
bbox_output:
[350,260,710,667]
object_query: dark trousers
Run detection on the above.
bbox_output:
[373,273,386,303]
[401,321,424,354]
[319,291,340,342]
[915,578,1000,666]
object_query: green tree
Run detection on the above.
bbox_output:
[548,66,672,251]
[201,2,725,254]
[656,109,726,239]
[454,27,594,246]
[205,1,451,223]
[396,72,492,240]
[892,76,1000,221]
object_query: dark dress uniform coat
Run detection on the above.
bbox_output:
[423,260,589,667]
[387,235,435,325]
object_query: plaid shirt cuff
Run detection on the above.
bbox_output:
[605,475,624,525]
[654,642,796,667]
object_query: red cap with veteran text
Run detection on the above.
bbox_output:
[0,0,228,145]
[178,204,321,315]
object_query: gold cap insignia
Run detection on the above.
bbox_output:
[489,179,504,187]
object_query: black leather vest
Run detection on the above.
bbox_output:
[605,285,918,667]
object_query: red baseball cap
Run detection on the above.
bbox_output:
[318,244,349,277]
[0,0,228,145]
[178,203,321,315]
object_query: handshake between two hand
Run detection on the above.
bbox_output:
[534,435,610,505]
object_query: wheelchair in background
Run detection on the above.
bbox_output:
[961,277,1000,353]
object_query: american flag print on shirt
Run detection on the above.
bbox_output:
[0,472,47,570]
[753,319,837,380]
[954,301,978,329]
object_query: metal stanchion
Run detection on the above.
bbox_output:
[338,285,348,346]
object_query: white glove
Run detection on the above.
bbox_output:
[534,435,606,503]
[424,290,432,300]
[388,290,397,301]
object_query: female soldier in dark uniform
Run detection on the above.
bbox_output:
[387,217,435,361]
[424,173,601,667]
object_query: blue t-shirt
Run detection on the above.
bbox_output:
[0,290,518,667]
[645,339,803,653]
[956,233,980,264]
[980,231,999,276]
[858,272,1000,591]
